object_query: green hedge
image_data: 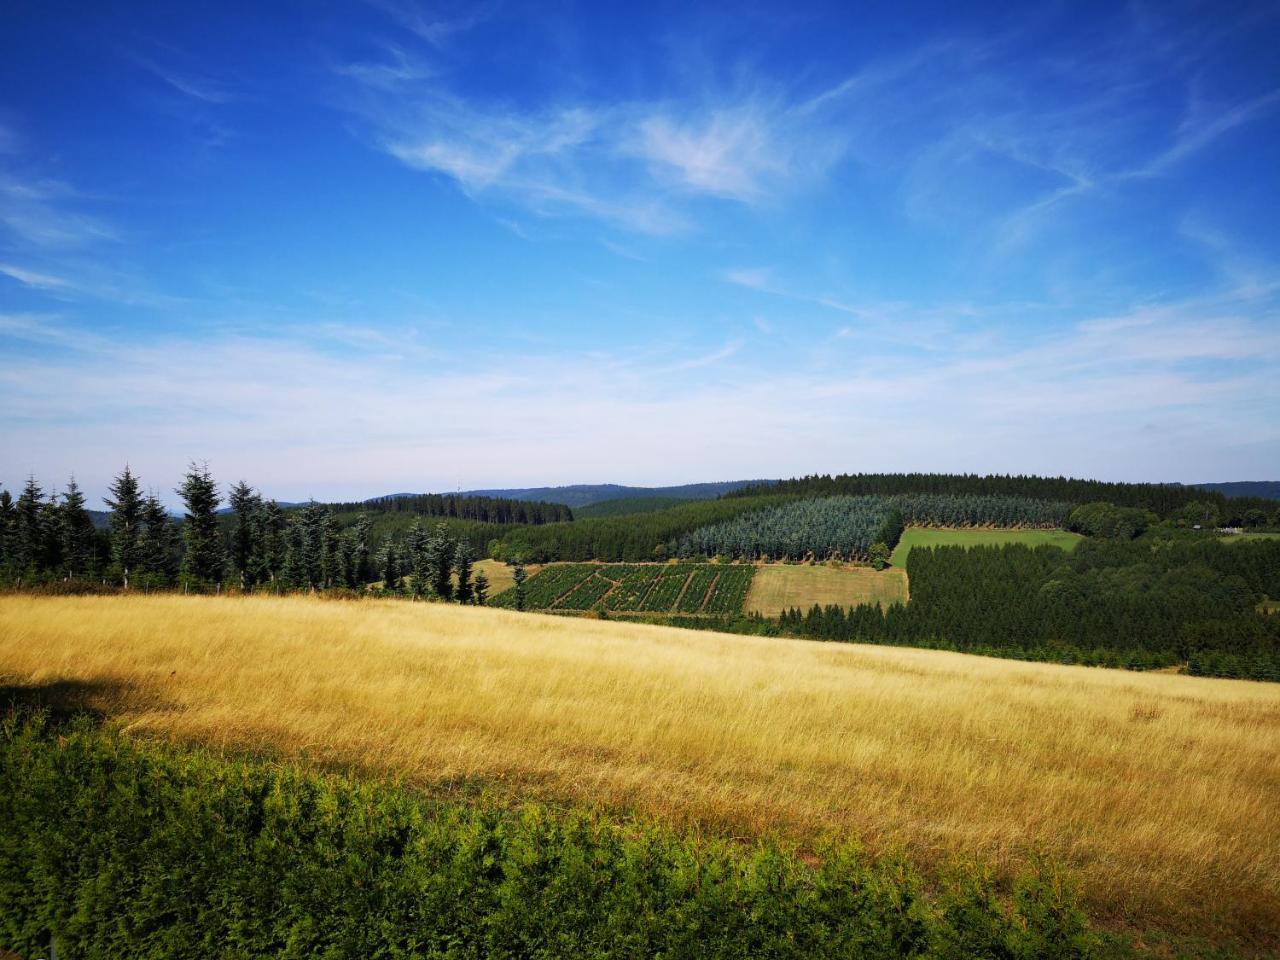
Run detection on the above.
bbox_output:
[0,713,1098,959]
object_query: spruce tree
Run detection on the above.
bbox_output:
[428,522,454,600]
[138,493,177,588]
[59,477,97,579]
[512,561,527,611]
[178,462,225,589]
[407,523,430,599]
[0,489,15,580]
[14,477,47,584]
[295,502,325,590]
[351,513,373,585]
[228,481,262,591]
[254,500,286,587]
[320,509,345,588]
[105,467,144,588]
[454,541,473,604]
[472,570,489,606]
[379,540,401,592]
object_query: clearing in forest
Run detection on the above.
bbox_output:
[890,526,1084,567]
[744,563,908,616]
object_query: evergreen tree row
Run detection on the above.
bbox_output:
[677,495,1071,561]
[0,466,482,603]
[731,473,1280,524]
[328,492,572,525]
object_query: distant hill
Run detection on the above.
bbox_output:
[439,480,773,509]
[574,496,698,519]
[1190,481,1280,501]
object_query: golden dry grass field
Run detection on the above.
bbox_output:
[2,594,1278,948]
[467,558,539,595]
[744,562,909,615]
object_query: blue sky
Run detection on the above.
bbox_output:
[2,1,1279,504]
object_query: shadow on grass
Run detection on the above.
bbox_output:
[0,678,140,726]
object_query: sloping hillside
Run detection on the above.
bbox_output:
[2,594,1277,949]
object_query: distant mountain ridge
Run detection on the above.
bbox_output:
[1188,481,1280,501]
[431,480,773,509]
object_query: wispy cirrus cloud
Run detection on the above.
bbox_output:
[0,171,118,248]
[131,55,236,104]
[0,262,72,291]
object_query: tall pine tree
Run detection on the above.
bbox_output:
[104,467,143,589]
[178,462,225,589]
[138,493,177,588]
[454,541,473,604]
[228,481,263,591]
[59,477,96,579]
[428,522,454,600]
[0,489,15,580]
[14,477,46,584]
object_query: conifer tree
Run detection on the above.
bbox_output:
[379,540,401,592]
[254,500,286,586]
[454,541,473,604]
[228,481,262,591]
[428,522,454,600]
[295,502,326,590]
[105,467,144,589]
[59,477,96,579]
[320,509,346,588]
[351,513,373,585]
[138,493,177,587]
[14,477,47,584]
[472,570,489,606]
[178,462,224,589]
[512,561,527,611]
[0,489,15,579]
[407,522,430,599]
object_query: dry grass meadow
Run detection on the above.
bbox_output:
[2,594,1278,946]
[744,562,909,615]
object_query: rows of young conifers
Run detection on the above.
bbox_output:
[677,494,1069,562]
[491,562,755,614]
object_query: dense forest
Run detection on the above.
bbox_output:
[678,494,1071,561]
[326,492,572,524]
[773,536,1280,680]
[732,473,1280,524]
[485,495,798,562]
[0,466,490,602]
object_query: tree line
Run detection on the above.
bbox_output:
[329,492,572,525]
[0,465,486,603]
[731,473,1280,524]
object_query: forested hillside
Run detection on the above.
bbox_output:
[777,536,1280,680]
[679,494,1070,561]
[458,480,767,508]
[732,472,1278,522]
[328,493,572,524]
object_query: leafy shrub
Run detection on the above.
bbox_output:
[0,713,1097,960]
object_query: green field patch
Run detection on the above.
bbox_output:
[890,527,1083,568]
[1223,532,1280,544]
